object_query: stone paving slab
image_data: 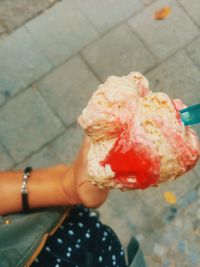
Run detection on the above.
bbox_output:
[0,141,14,170]
[74,0,143,34]
[82,23,156,81]
[186,37,200,69]
[37,56,100,127]
[0,0,59,34]
[15,144,62,170]
[0,0,199,266]
[128,0,200,60]
[0,33,7,41]
[51,123,84,164]
[145,50,200,106]
[135,169,200,216]
[142,0,157,6]
[100,179,200,266]
[0,26,52,106]
[0,87,64,163]
[178,0,200,27]
[194,159,200,178]
[0,23,5,35]
[142,189,200,266]
[193,124,200,144]
[26,0,98,66]
[109,191,152,229]
[98,195,136,248]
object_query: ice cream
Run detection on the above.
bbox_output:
[78,72,200,190]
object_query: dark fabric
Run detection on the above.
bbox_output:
[31,205,127,267]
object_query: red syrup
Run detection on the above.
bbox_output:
[161,127,199,171]
[100,125,160,189]
[171,99,184,125]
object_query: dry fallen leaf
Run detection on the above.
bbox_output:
[164,191,177,204]
[154,7,171,20]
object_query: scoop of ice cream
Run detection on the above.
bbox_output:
[78,72,200,190]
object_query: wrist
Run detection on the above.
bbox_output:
[60,165,81,205]
[28,165,69,208]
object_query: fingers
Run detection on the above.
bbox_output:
[75,134,109,207]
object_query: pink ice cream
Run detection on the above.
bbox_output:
[78,72,200,190]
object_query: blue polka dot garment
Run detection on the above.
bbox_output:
[31,205,127,267]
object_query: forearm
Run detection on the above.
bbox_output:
[0,164,77,215]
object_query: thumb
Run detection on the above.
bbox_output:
[76,136,109,208]
[77,180,109,208]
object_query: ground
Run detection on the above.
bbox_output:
[0,0,200,266]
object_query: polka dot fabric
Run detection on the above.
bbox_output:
[31,205,127,267]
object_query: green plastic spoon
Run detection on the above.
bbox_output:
[180,103,200,126]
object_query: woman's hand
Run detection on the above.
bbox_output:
[61,136,109,208]
[0,136,108,215]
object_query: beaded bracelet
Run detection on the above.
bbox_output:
[21,166,32,213]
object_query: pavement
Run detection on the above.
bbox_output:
[0,0,200,266]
